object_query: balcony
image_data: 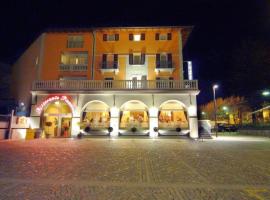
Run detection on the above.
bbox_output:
[59,64,87,72]
[155,61,174,73]
[32,80,198,92]
[100,61,119,74]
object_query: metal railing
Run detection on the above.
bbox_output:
[59,64,88,71]
[156,61,173,69]
[100,61,118,69]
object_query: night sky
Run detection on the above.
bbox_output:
[0,0,269,105]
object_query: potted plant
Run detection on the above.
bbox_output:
[45,122,52,138]
[153,127,159,132]
[77,132,83,139]
[108,127,113,134]
[131,127,137,133]
[84,126,91,133]
[176,127,181,132]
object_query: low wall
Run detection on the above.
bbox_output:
[238,129,270,137]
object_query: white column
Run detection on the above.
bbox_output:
[149,107,158,138]
[110,107,119,137]
[188,105,199,139]
[71,117,80,137]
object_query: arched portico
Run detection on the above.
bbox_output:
[41,100,73,138]
[158,100,189,135]
[119,100,149,135]
[80,101,111,134]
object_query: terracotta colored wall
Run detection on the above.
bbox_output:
[11,35,43,110]
[41,33,93,80]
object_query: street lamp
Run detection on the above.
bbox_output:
[213,84,218,137]
[222,106,228,111]
[262,90,270,96]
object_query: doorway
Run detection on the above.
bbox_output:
[42,100,72,138]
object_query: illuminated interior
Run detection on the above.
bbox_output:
[42,101,72,137]
[159,101,188,130]
[120,101,149,130]
[81,101,110,130]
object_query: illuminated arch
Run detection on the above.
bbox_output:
[81,100,110,114]
[158,100,189,131]
[119,100,149,131]
[37,95,75,115]
[80,100,111,131]
[120,100,149,111]
[159,100,188,111]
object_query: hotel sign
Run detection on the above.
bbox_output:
[36,95,75,114]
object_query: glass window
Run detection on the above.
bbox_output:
[67,35,84,48]
[107,34,116,41]
[159,34,167,40]
[133,53,141,65]
[61,52,88,65]
[134,34,141,41]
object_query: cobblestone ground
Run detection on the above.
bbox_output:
[0,137,270,200]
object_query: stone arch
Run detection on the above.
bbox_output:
[41,99,73,138]
[80,100,111,132]
[119,100,149,132]
[158,100,189,132]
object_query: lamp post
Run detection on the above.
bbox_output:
[213,84,218,137]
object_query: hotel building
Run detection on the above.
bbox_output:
[11,26,199,138]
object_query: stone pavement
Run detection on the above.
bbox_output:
[0,137,270,199]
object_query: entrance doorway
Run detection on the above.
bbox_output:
[42,101,72,138]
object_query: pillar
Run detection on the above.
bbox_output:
[110,107,119,137]
[149,107,158,138]
[188,105,199,139]
[71,117,80,137]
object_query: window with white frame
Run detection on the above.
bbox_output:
[103,34,119,41]
[61,52,88,65]
[67,35,84,48]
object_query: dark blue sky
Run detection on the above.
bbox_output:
[0,0,269,104]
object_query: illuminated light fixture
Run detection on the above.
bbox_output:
[201,111,206,115]
[222,106,228,111]
[187,61,193,80]
[213,84,218,90]
[55,101,60,105]
[262,90,270,96]
[134,34,141,41]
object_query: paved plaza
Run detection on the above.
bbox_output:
[0,136,270,200]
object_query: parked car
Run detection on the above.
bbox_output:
[217,123,238,132]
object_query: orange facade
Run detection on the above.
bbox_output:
[11,26,192,109]
[41,27,190,81]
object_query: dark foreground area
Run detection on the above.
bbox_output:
[0,137,270,200]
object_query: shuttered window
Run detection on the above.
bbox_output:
[129,53,145,65]
[103,34,120,41]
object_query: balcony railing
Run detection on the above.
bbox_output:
[32,80,198,91]
[156,61,174,73]
[100,61,119,74]
[59,64,88,72]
